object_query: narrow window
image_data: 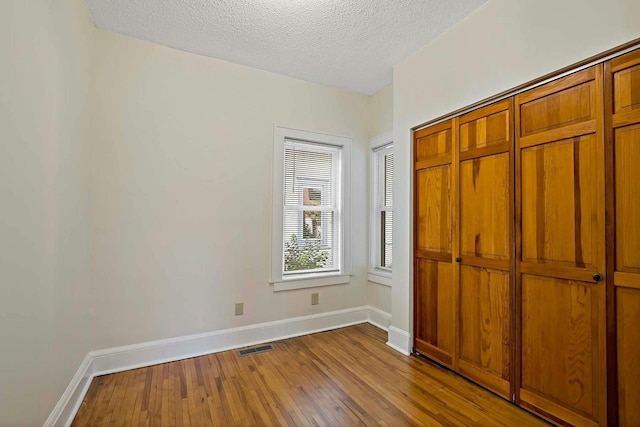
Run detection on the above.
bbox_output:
[369,132,393,286]
[283,142,340,274]
[272,127,351,291]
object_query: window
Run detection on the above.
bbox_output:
[369,132,393,286]
[272,126,351,291]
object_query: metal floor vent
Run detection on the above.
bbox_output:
[237,344,274,356]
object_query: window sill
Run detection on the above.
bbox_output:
[271,273,351,292]
[368,271,392,287]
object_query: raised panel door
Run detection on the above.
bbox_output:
[457,99,514,398]
[414,120,456,367]
[516,65,606,426]
[607,49,640,426]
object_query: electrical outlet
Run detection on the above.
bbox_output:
[311,293,319,305]
[235,302,244,316]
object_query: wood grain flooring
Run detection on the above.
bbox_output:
[72,324,548,426]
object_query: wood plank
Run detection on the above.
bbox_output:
[615,272,640,290]
[520,389,599,427]
[612,109,640,128]
[520,262,600,284]
[71,324,547,427]
[458,359,510,399]
[415,156,452,170]
[518,119,597,148]
[459,142,511,161]
[414,249,451,262]
[458,256,510,271]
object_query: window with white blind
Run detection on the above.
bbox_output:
[272,126,351,291]
[369,132,393,286]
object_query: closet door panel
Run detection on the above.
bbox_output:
[520,274,598,421]
[609,49,640,426]
[459,266,511,397]
[516,66,606,426]
[616,287,640,427]
[520,135,598,271]
[459,105,510,154]
[615,124,640,274]
[416,166,451,255]
[415,124,452,163]
[459,153,510,262]
[520,82,594,135]
[414,259,454,365]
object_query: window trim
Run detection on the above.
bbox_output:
[369,131,393,287]
[271,126,352,291]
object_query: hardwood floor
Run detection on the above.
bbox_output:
[72,324,548,426]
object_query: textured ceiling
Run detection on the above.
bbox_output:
[85,0,487,95]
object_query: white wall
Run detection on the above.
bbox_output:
[0,0,95,425]
[367,84,393,313]
[368,84,393,140]
[392,0,640,339]
[88,30,371,349]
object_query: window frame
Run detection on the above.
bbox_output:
[271,126,352,291]
[294,178,329,246]
[368,131,393,287]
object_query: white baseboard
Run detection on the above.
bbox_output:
[386,325,411,356]
[42,355,93,427]
[366,306,392,331]
[45,305,391,427]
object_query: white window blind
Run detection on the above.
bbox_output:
[283,140,342,275]
[373,143,393,270]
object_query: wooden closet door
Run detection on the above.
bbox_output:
[414,120,457,367]
[456,99,514,399]
[515,66,607,426]
[606,49,640,427]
